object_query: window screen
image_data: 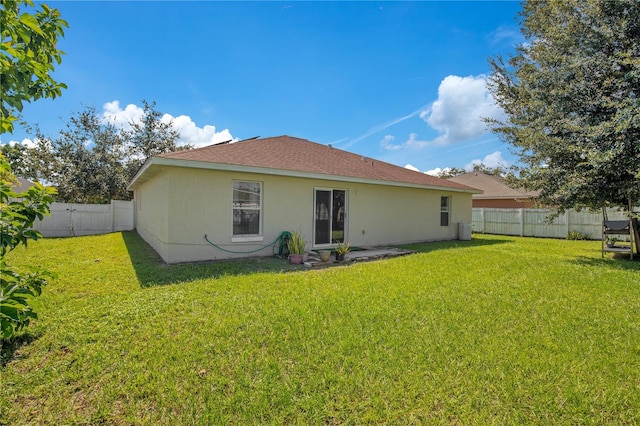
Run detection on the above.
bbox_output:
[233,181,261,236]
[440,196,450,227]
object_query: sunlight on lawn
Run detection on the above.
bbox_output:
[1,232,639,425]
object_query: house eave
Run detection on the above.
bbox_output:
[128,157,481,194]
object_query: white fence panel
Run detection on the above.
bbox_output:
[112,200,134,232]
[34,200,134,237]
[473,208,522,236]
[523,209,566,238]
[473,207,629,239]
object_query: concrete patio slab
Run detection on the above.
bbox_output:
[304,247,414,267]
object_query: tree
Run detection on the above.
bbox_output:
[1,154,56,340]
[127,100,182,160]
[14,101,186,203]
[31,106,129,203]
[123,100,187,179]
[0,142,33,178]
[436,164,509,179]
[487,0,640,215]
[0,0,68,134]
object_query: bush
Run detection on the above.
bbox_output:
[567,231,590,240]
[1,155,56,340]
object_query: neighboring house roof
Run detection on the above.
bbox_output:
[129,135,480,193]
[448,172,539,200]
[11,177,35,194]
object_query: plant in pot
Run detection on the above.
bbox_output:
[334,241,351,261]
[319,249,332,263]
[606,236,619,248]
[288,231,306,264]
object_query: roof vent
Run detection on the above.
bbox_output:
[328,144,332,149]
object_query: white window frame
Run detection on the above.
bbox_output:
[440,196,450,227]
[232,180,263,242]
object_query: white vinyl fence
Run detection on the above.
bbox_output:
[472,207,630,240]
[34,200,134,237]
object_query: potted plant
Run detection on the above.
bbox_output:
[334,241,351,261]
[287,231,306,264]
[319,250,332,263]
[605,236,619,248]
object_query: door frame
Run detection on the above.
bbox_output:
[312,187,348,248]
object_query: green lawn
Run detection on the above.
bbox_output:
[1,232,639,425]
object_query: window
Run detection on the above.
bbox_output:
[440,196,450,227]
[233,181,261,236]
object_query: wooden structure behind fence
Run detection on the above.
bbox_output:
[34,200,134,237]
[472,208,629,240]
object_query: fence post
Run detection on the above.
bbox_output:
[519,208,525,236]
[110,200,115,232]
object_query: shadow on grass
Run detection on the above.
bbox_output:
[399,236,512,254]
[571,254,640,272]
[121,231,300,288]
[1,332,41,367]
[122,232,513,288]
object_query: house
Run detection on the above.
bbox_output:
[127,136,480,263]
[447,172,540,208]
[11,177,35,193]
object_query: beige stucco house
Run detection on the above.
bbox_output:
[127,136,479,263]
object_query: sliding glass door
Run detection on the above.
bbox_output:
[314,189,346,246]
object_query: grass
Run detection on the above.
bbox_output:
[1,232,639,425]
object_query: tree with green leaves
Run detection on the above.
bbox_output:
[0,142,34,178]
[437,164,508,179]
[15,101,186,203]
[29,106,129,203]
[1,0,68,134]
[487,0,640,215]
[1,154,56,340]
[124,100,187,178]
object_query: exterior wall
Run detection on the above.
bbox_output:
[472,198,537,209]
[348,184,471,247]
[134,166,473,263]
[134,170,170,261]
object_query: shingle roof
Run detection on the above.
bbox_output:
[150,135,476,192]
[448,172,539,199]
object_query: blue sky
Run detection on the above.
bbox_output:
[5,1,524,175]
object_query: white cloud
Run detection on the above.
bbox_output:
[404,164,419,172]
[380,135,401,151]
[165,114,234,147]
[101,100,234,147]
[465,151,509,171]
[5,138,37,148]
[420,75,504,145]
[425,167,452,177]
[487,26,522,46]
[342,104,427,149]
[380,133,429,151]
[102,101,144,131]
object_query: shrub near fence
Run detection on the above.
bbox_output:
[472,208,630,240]
[34,200,134,237]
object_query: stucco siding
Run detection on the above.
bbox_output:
[135,166,473,263]
[134,169,170,261]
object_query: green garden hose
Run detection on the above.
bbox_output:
[204,231,292,257]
